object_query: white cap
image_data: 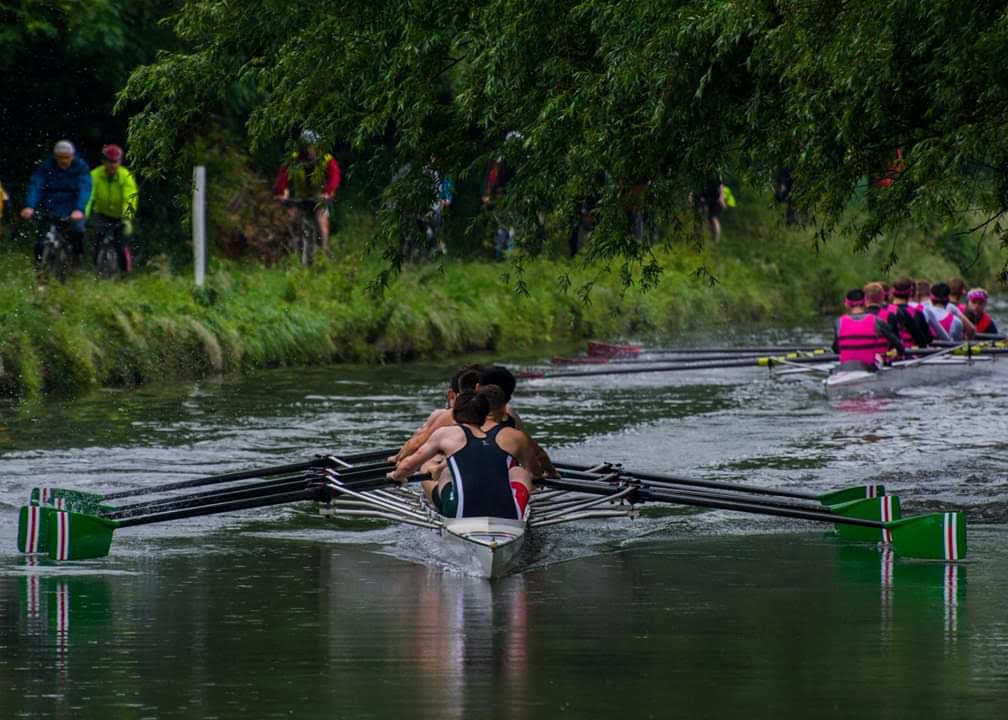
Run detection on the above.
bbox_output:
[53,140,75,157]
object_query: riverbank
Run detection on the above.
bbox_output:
[0,200,995,402]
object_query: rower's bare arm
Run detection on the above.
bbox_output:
[501,429,544,479]
[392,408,447,463]
[390,426,463,481]
[505,408,556,476]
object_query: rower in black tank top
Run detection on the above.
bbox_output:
[442,424,520,519]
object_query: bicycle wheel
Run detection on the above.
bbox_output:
[300,215,317,266]
[96,243,120,278]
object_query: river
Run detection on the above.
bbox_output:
[2,330,1007,718]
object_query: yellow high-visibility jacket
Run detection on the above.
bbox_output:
[85,166,138,220]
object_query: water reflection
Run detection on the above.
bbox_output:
[322,557,530,719]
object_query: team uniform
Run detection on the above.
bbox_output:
[923,304,963,341]
[880,303,931,347]
[833,313,903,371]
[432,425,529,520]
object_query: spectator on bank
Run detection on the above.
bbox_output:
[85,144,139,273]
[21,140,91,265]
[696,178,726,243]
[274,130,341,254]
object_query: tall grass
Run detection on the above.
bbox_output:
[0,195,998,402]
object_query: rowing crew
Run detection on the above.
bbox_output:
[387,365,555,520]
[832,278,998,371]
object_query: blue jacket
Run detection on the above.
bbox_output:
[25,157,92,217]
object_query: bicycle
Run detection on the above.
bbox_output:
[38,214,72,282]
[94,218,123,278]
[281,197,321,266]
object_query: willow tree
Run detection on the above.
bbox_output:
[121,0,1008,279]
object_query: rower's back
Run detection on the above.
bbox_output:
[445,424,520,519]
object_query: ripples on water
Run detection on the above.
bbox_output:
[2,327,1008,716]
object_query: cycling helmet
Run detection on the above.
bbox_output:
[300,129,320,144]
[53,140,75,157]
[102,144,124,162]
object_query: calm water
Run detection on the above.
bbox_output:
[2,333,1007,718]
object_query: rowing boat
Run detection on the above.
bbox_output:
[18,451,968,578]
[319,467,634,579]
[773,354,996,398]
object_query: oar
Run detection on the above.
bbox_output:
[554,467,901,528]
[642,345,830,354]
[23,470,426,561]
[29,448,401,511]
[896,342,964,369]
[541,476,964,560]
[553,349,833,366]
[105,474,323,519]
[20,462,400,553]
[522,353,839,380]
[553,462,882,506]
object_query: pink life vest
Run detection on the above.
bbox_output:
[837,313,889,365]
[877,304,897,323]
[891,303,920,347]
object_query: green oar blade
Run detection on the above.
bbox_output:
[45,510,116,561]
[890,512,966,561]
[17,505,52,553]
[30,487,109,514]
[817,485,885,506]
[832,496,901,542]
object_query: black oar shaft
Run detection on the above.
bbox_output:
[100,450,399,502]
[541,477,884,530]
[535,355,837,379]
[554,463,820,501]
[645,345,828,354]
[106,476,318,519]
[114,487,327,528]
[634,486,884,529]
[100,459,325,500]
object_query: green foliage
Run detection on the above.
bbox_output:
[115,0,1008,282]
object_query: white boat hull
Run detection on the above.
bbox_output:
[772,355,995,397]
[824,356,994,398]
[439,516,527,580]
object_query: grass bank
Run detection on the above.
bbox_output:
[0,198,998,402]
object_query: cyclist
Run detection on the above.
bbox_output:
[21,140,92,266]
[273,130,341,254]
[85,144,139,273]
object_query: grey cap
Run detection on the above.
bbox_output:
[53,140,75,157]
[300,129,319,144]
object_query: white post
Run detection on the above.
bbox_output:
[192,165,207,287]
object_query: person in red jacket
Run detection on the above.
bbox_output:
[273,130,341,254]
[964,288,999,336]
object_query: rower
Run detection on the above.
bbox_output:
[964,288,999,336]
[944,275,977,338]
[884,277,931,348]
[389,389,543,519]
[832,288,904,371]
[477,365,557,478]
[911,279,930,313]
[389,364,481,465]
[948,276,967,308]
[923,283,964,342]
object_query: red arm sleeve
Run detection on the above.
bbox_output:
[323,158,341,195]
[273,166,289,195]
